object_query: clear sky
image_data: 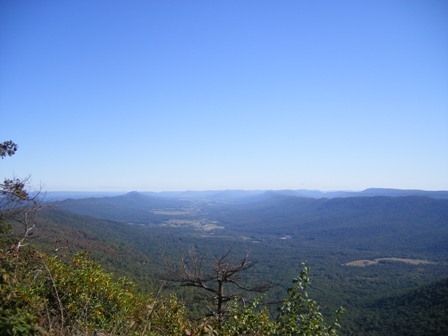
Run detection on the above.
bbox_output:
[1,0,447,192]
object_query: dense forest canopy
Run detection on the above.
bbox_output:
[32,190,448,335]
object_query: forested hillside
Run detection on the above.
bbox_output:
[365,278,448,336]
[45,191,448,335]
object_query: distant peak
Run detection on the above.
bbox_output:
[126,191,140,195]
[124,191,143,197]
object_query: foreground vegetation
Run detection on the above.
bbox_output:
[0,245,343,335]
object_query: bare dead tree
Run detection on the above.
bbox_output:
[0,176,44,251]
[163,247,273,323]
[1,141,44,251]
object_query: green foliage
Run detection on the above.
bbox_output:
[275,264,344,336]
[199,265,343,336]
[10,204,448,336]
[361,277,448,336]
[33,205,448,336]
[0,140,18,159]
[44,252,137,333]
[0,247,193,335]
[221,297,276,335]
[1,242,343,336]
[0,248,47,335]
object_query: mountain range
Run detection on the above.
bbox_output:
[47,187,448,201]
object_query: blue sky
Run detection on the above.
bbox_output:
[1,0,447,192]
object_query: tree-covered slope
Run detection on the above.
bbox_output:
[33,192,448,336]
[360,277,448,336]
[56,191,191,224]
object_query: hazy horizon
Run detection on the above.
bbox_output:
[2,1,447,192]
[43,186,447,194]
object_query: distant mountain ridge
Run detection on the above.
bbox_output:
[47,187,448,202]
[54,189,448,256]
[267,188,448,199]
[56,191,190,224]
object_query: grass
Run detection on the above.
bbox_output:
[343,258,436,267]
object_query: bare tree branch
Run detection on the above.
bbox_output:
[0,176,45,251]
[162,246,273,323]
[1,141,45,251]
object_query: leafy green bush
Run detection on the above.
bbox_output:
[222,297,275,335]
[275,264,344,336]
[206,265,344,336]
[0,247,193,335]
[0,248,47,335]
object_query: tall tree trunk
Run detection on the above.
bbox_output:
[217,279,224,323]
